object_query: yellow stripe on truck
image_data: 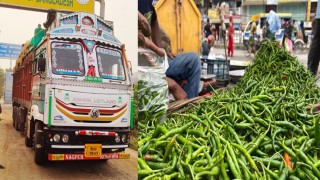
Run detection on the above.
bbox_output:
[56,104,127,121]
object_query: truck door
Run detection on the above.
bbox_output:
[32,52,46,114]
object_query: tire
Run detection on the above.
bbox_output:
[19,109,26,133]
[16,108,21,131]
[25,118,33,147]
[14,107,19,131]
[34,121,46,164]
[12,106,16,127]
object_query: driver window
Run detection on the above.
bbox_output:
[33,53,45,74]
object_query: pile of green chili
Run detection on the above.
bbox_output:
[138,79,168,125]
[138,41,320,179]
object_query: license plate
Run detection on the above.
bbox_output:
[50,154,65,160]
[84,144,102,158]
[119,153,130,159]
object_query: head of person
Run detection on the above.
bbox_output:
[300,21,304,27]
[207,18,210,24]
[207,35,215,47]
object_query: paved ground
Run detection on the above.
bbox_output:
[212,46,320,86]
[0,104,138,180]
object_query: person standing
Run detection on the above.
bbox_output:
[204,18,212,38]
[283,20,293,54]
[284,21,292,40]
[227,16,234,57]
[248,21,257,56]
[308,0,320,76]
[212,25,216,40]
[292,20,297,40]
[300,21,308,44]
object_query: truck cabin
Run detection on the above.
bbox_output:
[33,10,130,84]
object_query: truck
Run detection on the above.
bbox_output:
[12,10,133,164]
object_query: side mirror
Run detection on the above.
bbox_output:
[38,57,46,72]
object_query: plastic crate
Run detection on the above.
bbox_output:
[201,57,230,81]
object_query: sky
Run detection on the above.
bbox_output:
[0,0,138,72]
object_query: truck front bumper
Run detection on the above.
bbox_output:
[44,126,131,161]
[48,152,130,161]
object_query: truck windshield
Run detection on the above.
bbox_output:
[96,47,125,80]
[51,42,85,76]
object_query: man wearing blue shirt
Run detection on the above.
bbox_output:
[138,0,201,99]
[308,0,320,76]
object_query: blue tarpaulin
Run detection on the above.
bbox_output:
[267,10,281,34]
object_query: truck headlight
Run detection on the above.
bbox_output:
[53,134,61,143]
[115,134,120,143]
[62,134,69,143]
[121,135,127,142]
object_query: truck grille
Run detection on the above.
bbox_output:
[55,99,128,122]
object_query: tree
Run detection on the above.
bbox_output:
[0,68,5,98]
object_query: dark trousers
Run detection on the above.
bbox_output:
[308,19,320,76]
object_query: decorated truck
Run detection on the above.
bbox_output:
[12,10,133,164]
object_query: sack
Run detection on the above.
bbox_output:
[138,48,169,125]
[267,10,281,34]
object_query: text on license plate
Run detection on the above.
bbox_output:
[84,144,102,158]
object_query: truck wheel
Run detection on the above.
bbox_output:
[34,121,46,164]
[19,109,26,132]
[14,107,20,131]
[12,106,16,127]
[15,108,21,131]
[25,119,33,147]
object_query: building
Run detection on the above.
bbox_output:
[242,0,317,23]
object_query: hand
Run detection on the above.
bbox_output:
[166,77,187,100]
[141,53,156,67]
[167,52,176,59]
[143,37,166,57]
[138,12,151,37]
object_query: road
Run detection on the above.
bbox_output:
[213,47,308,65]
[0,104,138,180]
[212,47,320,85]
